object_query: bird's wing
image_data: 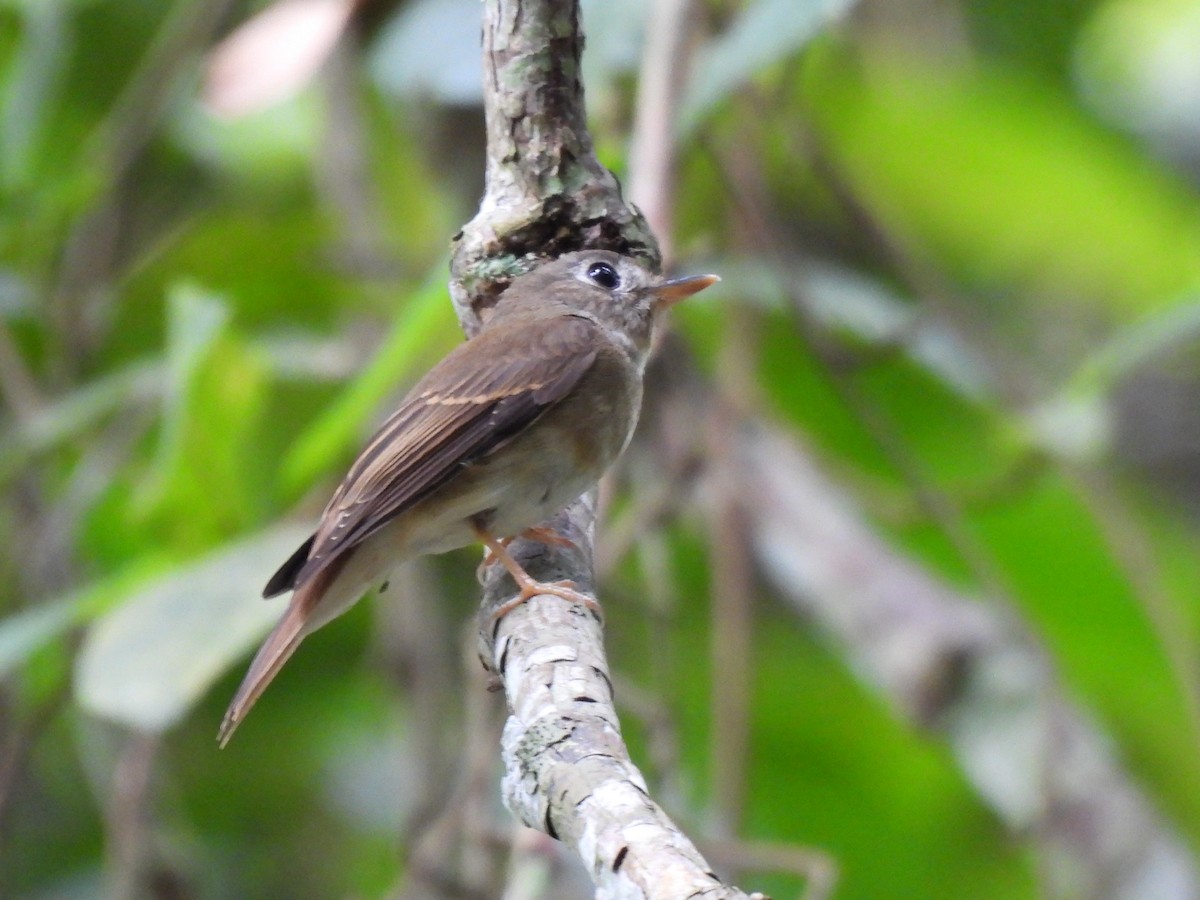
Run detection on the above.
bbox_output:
[265,314,599,596]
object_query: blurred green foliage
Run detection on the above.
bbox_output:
[2,0,1200,897]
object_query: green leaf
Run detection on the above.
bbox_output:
[143,281,229,487]
[0,360,161,485]
[74,524,311,733]
[172,88,321,183]
[278,269,458,498]
[0,1,70,190]
[721,255,994,402]
[806,52,1200,311]
[0,601,77,680]
[133,282,270,546]
[1020,295,1200,462]
[1065,294,1200,396]
[0,555,175,680]
[1075,0,1200,146]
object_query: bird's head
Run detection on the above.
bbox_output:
[496,250,719,364]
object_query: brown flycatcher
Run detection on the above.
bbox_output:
[219,250,718,745]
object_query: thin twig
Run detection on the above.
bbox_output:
[1067,467,1200,755]
[0,321,43,420]
[705,400,753,841]
[627,0,698,262]
[103,732,161,900]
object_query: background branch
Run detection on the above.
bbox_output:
[633,342,1200,899]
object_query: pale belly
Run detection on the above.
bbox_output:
[399,414,619,555]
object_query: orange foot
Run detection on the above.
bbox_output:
[472,524,600,618]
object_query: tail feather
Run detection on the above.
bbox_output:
[221,546,363,747]
[218,599,311,748]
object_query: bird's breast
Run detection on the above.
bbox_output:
[365,341,642,556]
[474,343,641,534]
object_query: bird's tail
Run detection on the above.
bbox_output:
[218,594,312,748]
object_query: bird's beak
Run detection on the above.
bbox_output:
[651,273,720,307]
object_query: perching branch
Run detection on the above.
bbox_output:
[448,1,757,897]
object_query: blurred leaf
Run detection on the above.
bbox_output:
[0,1,69,190]
[679,0,856,136]
[0,360,160,484]
[1022,393,1112,462]
[173,89,322,182]
[74,524,310,733]
[368,0,483,106]
[806,265,994,402]
[1066,294,1200,396]
[969,478,1200,821]
[1020,295,1200,462]
[0,601,76,679]
[806,52,1200,311]
[279,269,457,498]
[156,282,229,455]
[0,555,176,680]
[1075,0,1200,153]
[134,282,270,545]
[965,0,1094,80]
[724,255,995,402]
[257,331,361,382]
[120,205,340,338]
[202,0,353,120]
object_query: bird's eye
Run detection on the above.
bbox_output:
[587,261,620,290]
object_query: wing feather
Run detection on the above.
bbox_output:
[272,315,600,594]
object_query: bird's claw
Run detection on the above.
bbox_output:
[490,578,601,619]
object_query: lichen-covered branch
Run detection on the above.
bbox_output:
[449,0,658,335]
[478,499,756,899]
[450,0,754,896]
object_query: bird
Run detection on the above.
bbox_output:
[218,250,719,746]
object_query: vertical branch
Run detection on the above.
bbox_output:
[449,0,659,334]
[104,732,161,900]
[627,0,698,261]
[448,1,757,896]
[706,402,753,838]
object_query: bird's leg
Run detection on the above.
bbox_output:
[476,535,514,582]
[474,526,581,581]
[516,525,580,551]
[472,524,600,619]
[482,526,580,565]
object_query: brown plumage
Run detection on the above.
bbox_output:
[218,251,718,746]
